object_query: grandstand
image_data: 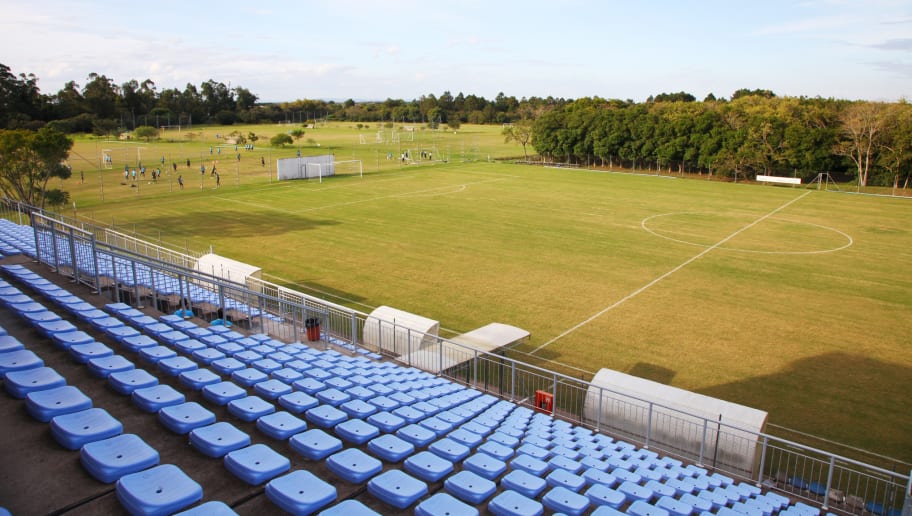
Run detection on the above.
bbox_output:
[0,206,908,515]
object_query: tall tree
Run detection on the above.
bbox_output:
[503,120,534,161]
[834,101,888,187]
[0,127,73,207]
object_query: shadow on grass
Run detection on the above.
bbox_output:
[697,351,912,465]
[275,279,369,306]
[628,362,677,384]
[139,208,340,239]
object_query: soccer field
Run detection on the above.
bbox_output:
[62,128,912,463]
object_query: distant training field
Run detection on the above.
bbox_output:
[60,124,912,463]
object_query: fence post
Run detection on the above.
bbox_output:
[90,233,100,295]
[645,402,653,449]
[67,226,79,284]
[698,418,708,467]
[596,387,603,432]
[350,311,357,349]
[473,350,478,387]
[377,318,382,354]
[510,361,516,401]
[438,340,443,376]
[407,327,412,367]
[822,456,836,510]
[757,436,768,487]
[902,469,911,516]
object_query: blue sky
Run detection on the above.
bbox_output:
[2,0,910,103]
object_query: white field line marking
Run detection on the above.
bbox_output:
[529,191,813,354]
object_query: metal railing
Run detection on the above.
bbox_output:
[9,199,909,516]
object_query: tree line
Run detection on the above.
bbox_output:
[528,92,911,187]
[0,63,558,135]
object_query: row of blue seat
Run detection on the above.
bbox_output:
[0,261,830,516]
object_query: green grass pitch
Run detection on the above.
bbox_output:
[62,123,912,462]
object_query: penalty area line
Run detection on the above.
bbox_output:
[529,190,813,355]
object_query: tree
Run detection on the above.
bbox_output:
[270,133,293,147]
[133,125,158,141]
[0,127,73,208]
[503,120,534,160]
[834,101,888,187]
[290,128,306,140]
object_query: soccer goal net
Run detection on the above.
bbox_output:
[276,154,362,183]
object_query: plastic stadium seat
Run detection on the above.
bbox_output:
[477,440,515,462]
[266,470,336,515]
[201,381,247,406]
[416,492,479,516]
[326,447,383,484]
[463,452,508,480]
[108,369,159,395]
[488,489,544,516]
[315,387,351,407]
[253,378,292,400]
[367,433,415,462]
[0,349,44,377]
[50,407,123,450]
[445,470,497,504]
[645,479,676,499]
[132,384,185,413]
[304,404,347,428]
[289,429,343,460]
[227,395,275,422]
[174,339,206,355]
[395,423,436,448]
[489,431,521,449]
[189,422,251,458]
[4,366,65,398]
[26,385,92,422]
[367,469,428,510]
[501,469,548,499]
[210,357,245,376]
[256,411,307,440]
[116,464,203,516]
[191,348,225,365]
[448,428,484,449]
[339,398,377,419]
[69,342,114,364]
[403,450,455,482]
[679,493,713,514]
[277,391,319,414]
[542,486,591,515]
[0,335,24,353]
[158,356,198,377]
[585,483,626,509]
[106,325,142,344]
[140,345,178,365]
[627,500,670,516]
[224,443,290,485]
[231,367,268,387]
[174,500,238,515]
[510,453,549,477]
[618,480,655,504]
[178,368,221,390]
[334,418,380,445]
[121,334,158,352]
[546,467,587,493]
[657,495,697,516]
[80,433,160,483]
[87,355,135,378]
[293,376,324,394]
[158,402,216,434]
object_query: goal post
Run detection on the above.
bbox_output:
[276,155,362,183]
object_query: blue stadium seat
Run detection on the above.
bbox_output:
[191,347,225,365]
[304,404,348,428]
[277,391,319,414]
[326,447,383,484]
[0,335,24,353]
[227,395,275,422]
[231,367,268,387]
[445,470,497,504]
[253,378,292,400]
[416,492,479,516]
[289,428,343,460]
[4,366,65,398]
[174,339,206,355]
[403,450,454,482]
[224,444,290,485]
[108,369,159,395]
[50,407,123,450]
[335,418,380,445]
[174,500,238,515]
[488,489,544,516]
[0,349,44,377]
[549,454,584,474]
[132,384,185,413]
[463,451,507,480]
[256,411,307,440]
[265,470,336,516]
[116,464,203,516]
[201,381,247,406]
[627,500,670,516]
[69,341,114,364]
[210,357,245,376]
[366,433,415,462]
[293,376,325,394]
[585,482,626,508]
[121,334,158,352]
[339,398,377,419]
[542,486,591,516]
[367,469,428,510]
[140,345,178,365]
[546,467,587,493]
[501,469,548,499]
[657,495,697,516]
[158,402,216,434]
[178,368,221,390]
[80,433,160,483]
[87,355,135,378]
[189,422,251,458]
[510,453,549,477]
[158,356,198,377]
[477,440,514,462]
[26,385,92,422]
[618,480,655,504]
